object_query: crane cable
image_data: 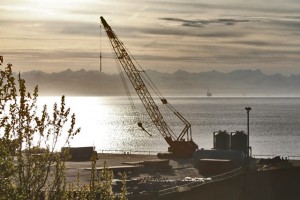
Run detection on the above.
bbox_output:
[99,21,134,109]
[100,20,134,112]
[123,45,190,137]
[115,54,153,137]
[123,45,164,99]
[99,24,102,71]
[113,53,136,110]
[110,43,152,137]
[122,46,184,137]
[102,23,175,137]
[123,45,180,114]
[100,21,152,137]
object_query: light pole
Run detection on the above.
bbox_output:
[245,107,251,157]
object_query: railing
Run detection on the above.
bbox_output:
[287,155,300,160]
[210,167,243,182]
[252,155,275,158]
[97,149,160,155]
[159,186,179,196]
[159,167,244,196]
[253,155,300,159]
[96,151,300,158]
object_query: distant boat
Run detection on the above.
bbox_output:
[207,89,212,97]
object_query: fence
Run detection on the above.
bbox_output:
[97,149,160,155]
[159,167,244,197]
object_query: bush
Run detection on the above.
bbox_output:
[0,59,126,199]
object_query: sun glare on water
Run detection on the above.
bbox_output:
[60,96,162,152]
[66,97,116,149]
[37,96,123,150]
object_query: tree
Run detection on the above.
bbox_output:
[0,58,126,200]
[0,61,80,199]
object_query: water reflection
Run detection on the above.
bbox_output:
[36,96,300,157]
[37,96,165,152]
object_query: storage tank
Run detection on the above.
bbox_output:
[231,131,248,155]
[214,130,230,150]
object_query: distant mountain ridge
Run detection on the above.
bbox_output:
[20,69,300,96]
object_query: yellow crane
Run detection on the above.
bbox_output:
[100,17,198,157]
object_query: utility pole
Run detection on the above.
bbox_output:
[245,107,251,157]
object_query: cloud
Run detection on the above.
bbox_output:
[3,49,106,60]
[285,16,300,20]
[1,0,300,75]
[0,18,98,37]
[49,21,99,36]
[138,26,246,38]
[159,17,251,27]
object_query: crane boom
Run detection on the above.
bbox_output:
[100,16,198,156]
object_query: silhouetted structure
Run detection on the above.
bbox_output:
[100,16,198,157]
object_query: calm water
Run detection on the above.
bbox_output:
[38,96,300,157]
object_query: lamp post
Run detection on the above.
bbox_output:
[245,107,251,157]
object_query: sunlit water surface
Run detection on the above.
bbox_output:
[37,96,300,157]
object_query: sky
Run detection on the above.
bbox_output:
[1,0,300,75]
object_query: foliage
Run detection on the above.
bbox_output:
[0,62,81,199]
[120,172,128,200]
[0,59,126,199]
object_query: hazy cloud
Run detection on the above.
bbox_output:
[159,18,251,27]
[1,0,300,75]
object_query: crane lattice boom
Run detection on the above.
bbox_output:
[101,16,198,156]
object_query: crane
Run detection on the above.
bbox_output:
[100,16,198,157]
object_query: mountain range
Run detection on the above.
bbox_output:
[20,69,300,96]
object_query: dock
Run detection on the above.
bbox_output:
[62,153,300,200]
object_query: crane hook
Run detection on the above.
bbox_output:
[137,122,152,136]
